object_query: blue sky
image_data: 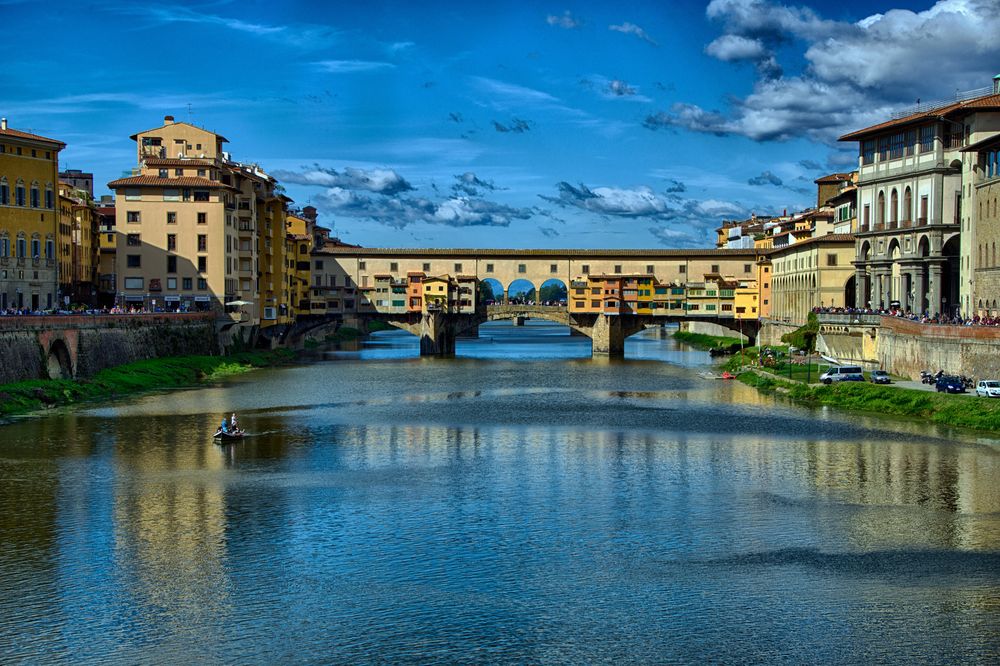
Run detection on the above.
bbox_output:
[3,0,999,248]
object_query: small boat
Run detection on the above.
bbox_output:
[213,429,245,442]
[721,371,737,380]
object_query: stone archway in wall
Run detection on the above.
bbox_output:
[941,235,961,316]
[480,278,503,305]
[46,338,73,379]
[843,275,856,309]
[888,239,902,306]
[506,278,536,305]
[537,278,568,306]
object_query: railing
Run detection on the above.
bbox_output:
[817,313,883,326]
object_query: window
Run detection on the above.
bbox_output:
[197,234,207,251]
[518,263,526,273]
[30,183,39,208]
[197,212,207,224]
[919,195,928,224]
[485,263,494,272]
[124,277,143,289]
[31,238,40,258]
[581,264,590,274]
[167,256,177,273]
[127,211,141,223]
[863,204,870,229]
[15,181,25,206]
[17,237,26,258]
[197,257,207,272]
[193,190,209,202]
[711,264,719,273]
[126,254,141,268]
[888,132,904,159]
[646,264,655,274]
[126,233,141,247]
[0,177,7,205]
[827,254,838,266]
[174,168,183,177]
[919,126,934,152]
[743,264,751,273]
[45,186,53,209]
[678,265,686,274]
[550,264,559,273]
[166,211,177,224]
[125,188,141,201]
[614,264,622,273]
[422,262,430,272]
[905,129,917,156]
[163,189,181,202]
[390,262,398,272]
[167,277,177,289]
[455,263,463,273]
[315,260,325,270]
[182,277,193,290]
[197,278,207,290]
[0,237,9,257]
[158,169,169,178]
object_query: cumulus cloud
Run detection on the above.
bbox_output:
[547,10,582,29]
[650,0,1000,143]
[315,188,535,229]
[609,21,658,45]
[273,165,414,195]
[493,118,532,133]
[663,179,687,193]
[543,183,674,218]
[748,170,783,186]
[452,172,501,196]
[607,79,637,97]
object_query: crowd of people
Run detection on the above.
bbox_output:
[813,306,1000,327]
[0,305,195,316]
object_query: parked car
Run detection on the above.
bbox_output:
[975,380,1000,398]
[870,370,891,384]
[819,365,865,384]
[935,375,966,394]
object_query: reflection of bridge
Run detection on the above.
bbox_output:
[297,304,760,357]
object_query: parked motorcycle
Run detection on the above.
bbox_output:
[920,370,934,384]
[960,375,974,390]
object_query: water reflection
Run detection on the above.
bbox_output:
[0,321,998,662]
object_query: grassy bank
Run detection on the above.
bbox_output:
[673,331,743,351]
[0,349,296,418]
[737,370,1000,433]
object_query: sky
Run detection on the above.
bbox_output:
[3,0,999,249]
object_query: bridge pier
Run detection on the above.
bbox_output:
[513,316,526,326]
[590,314,627,357]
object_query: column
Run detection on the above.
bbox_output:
[871,270,882,309]
[854,268,867,309]
[902,271,913,312]
[928,263,942,316]
[914,265,927,315]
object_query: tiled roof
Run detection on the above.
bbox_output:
[106,175,236,189]
[768,233,855,255]
[814,173,852,183]
[840,93,1000,141]
[0,126,66,148]
[314,246,768,258]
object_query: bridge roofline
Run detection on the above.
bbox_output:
[313,246,771,258]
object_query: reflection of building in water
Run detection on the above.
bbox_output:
[111,414,232,623]
[805,439,1000,550]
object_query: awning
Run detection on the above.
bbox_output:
[164,295,180,302]
[124,295,145,302]
[194,296,211,302]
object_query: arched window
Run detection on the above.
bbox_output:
[890,189,898,226]
[903,186,912,222]
[0,176,8,205]
[30,234,41,259]
[16,233,27,258]
[15,179,26,207]
[30,181,40,208]
[45,183,54,209]
[877,191,885,227]
[45,238,55,259]
[0,233,8,258]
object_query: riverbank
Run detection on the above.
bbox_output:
[672,331,743,351]
[735,368,1000,433]
[0,349,297,418]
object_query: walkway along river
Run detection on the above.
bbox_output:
[1,321,998,663]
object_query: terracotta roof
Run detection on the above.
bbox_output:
[106,175,236,190]
[814,173,852,184]
[314,246,768,258]
[768,233,855,255]
[142,157,217,167]
[0,126,66,148]
[839,93,1000,141]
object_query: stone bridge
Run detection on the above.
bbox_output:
[0,313,218,384]
[296,305,759,357]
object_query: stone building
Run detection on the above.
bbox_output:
[839,78,1000,315]
[0,118,64,310]
[963,133,1000,317]
[768,234,856,325]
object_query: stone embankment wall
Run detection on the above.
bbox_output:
[817,315,1000,380]
[0,314,218,384]
[757,319,799,347]
[679,321,750,342]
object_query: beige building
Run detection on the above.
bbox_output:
[840,78,1000,315]
[57,181,99,304]
[0,118,64,311]
[108,116,288,330]
[769,234,856,324]
[964,133,1000,317]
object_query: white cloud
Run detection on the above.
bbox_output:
[314,60,396,73]
[609,21,658,45]
[547,11,582,29]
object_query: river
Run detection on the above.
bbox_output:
[1,321,999,664]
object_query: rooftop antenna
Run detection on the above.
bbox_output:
[187,103,193,123]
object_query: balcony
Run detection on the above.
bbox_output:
[31,257,40,267]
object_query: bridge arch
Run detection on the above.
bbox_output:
[538,278,568,306]
[480,278,503,305]
[46,338,74,379]
[506,278,537,305]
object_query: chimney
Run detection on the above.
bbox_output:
[1,118,6,131]
[164,115,175,124]
[994,74,1000,95]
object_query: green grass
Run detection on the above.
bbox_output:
[673,331,743,350]
[736,370,1000,433]
[0,349,296,418]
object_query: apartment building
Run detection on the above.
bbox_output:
[108,116,288,326]
[57,181,98,304]
[839,77,1000,315]
[95,199,116,305]
[769,234,855,324]
[0,118,64,310]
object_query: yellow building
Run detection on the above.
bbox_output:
[769,234,856,324]
[0,119,64,310]
[423,275,452,312]
[286,212,314,318]
[58,181,99,304]
[734,279,759,320]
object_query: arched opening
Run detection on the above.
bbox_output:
[888,239,901,306]
[877,190,885,227]
[917,235,930,257]
[903,186,912,223]
[890,188,898,227]
[506,279,535,305]
[941,235,961,316]
[538,278,568,306]
[46,339,73,379]
[844,275,856,309]
[479,278,503,305]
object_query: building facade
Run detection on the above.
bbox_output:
[769,235,856,324]
[964,133,1000,317]
[0,118,64,311]
[840,80,1000,315]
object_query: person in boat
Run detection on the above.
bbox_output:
[219,418,229,434]
[231,413,239,433]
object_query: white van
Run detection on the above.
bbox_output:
[819,365,865,384]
